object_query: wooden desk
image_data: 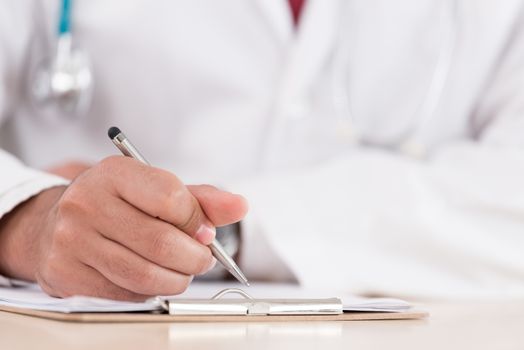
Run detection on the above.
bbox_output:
[1,301,522,350]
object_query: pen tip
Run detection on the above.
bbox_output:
[108,126,121,140]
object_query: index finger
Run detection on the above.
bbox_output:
[97,156,216,244]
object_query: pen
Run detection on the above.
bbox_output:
[107,126,250,287]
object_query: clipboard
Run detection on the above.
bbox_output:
[0,288,428,323]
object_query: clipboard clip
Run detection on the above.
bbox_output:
[159,288,343,316]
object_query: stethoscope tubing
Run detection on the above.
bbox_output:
[59,0,72,35]
[331,0,458,156]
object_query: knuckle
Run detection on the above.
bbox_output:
[111,257,156,293]
[159,175,184,211]
[98,155,122,173]
[134,265,156,290]
[97,156,132,181]
[111,212,142,244]
[108,255,135,281]
[178,197,202,234]
[149,229,177,259]
[51,221,75,248]
[57,186,86,216]
[189,184,218,197]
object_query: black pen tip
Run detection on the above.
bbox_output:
[108,126,121,140]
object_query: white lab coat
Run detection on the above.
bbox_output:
[1,0,524,299]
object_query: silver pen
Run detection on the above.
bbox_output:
[107,126,250,286]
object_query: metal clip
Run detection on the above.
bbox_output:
[162,288,342,316]
[211,288,253,300]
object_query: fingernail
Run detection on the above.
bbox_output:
[195,224,216,245]
[205,257,217,273]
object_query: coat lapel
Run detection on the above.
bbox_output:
[278,0,342,101]
[252,0,293,44]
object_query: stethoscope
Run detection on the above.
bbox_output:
[29,0,93,121]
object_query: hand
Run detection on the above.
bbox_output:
[0,156,248,301]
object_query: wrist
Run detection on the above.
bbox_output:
[0,186,66,281]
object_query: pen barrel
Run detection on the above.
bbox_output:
[112,134,150,165]
[209,241,249,286]
[209,241,232,271]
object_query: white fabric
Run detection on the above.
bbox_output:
[0,1,69,286]
[0,0,524,298]
[0,151,68,287]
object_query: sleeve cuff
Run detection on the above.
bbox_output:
[0,172,69,288]
[0,171,70,221]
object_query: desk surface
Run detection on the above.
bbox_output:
[1,301,522,350]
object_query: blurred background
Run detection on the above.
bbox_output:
[1,0,524,300]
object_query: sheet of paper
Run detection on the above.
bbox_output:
[0,282,411,313]
[0,284,159,313]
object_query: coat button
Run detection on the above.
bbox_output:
[398,139,427,159]
[336,120,359,144]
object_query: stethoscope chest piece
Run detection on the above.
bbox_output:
[28,0,93,122]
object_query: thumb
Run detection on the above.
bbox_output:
[188,185,249,227]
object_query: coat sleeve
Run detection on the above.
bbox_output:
[0,1,69,286]
[234,9,524,299]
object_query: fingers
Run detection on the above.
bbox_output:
[36,259,149,301]
[188,185,249,227]
[96,156,215,244]
[34,157,249,301]
[78,233,196,296]
[92,195,216,276]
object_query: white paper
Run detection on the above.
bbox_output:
[0,284,159,313]
[0,282,411,314]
